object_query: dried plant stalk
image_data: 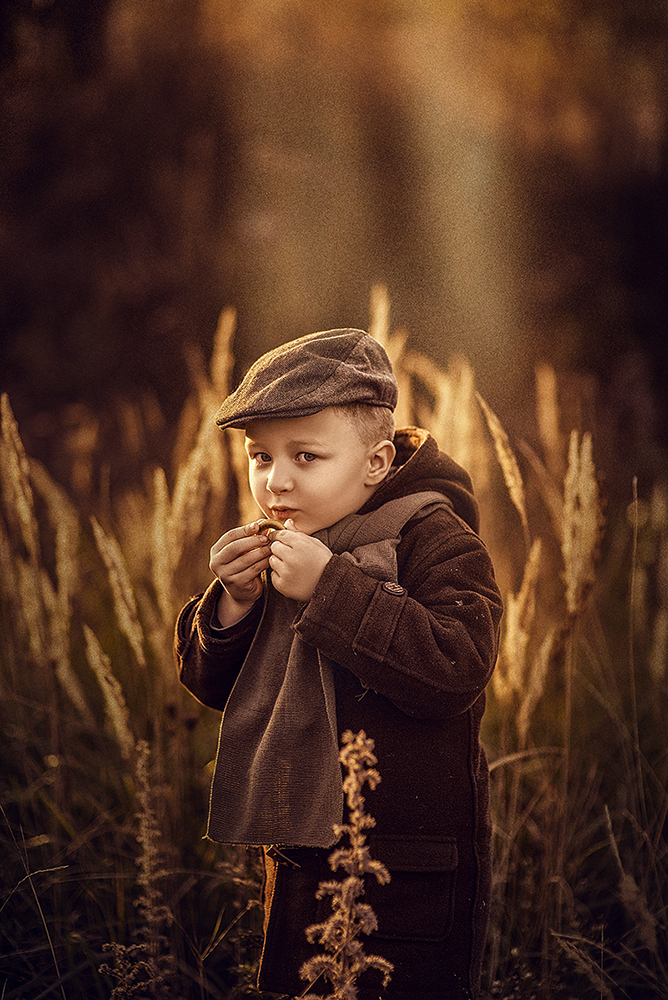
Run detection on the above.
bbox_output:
[562,431,601,617]
[415,355,456,454]
[368,283,391,345]
[170,417,217,560]
[0,513,19,619]
[183,341,215,416]
[494,538,542,707]
[403,348,447,400]
[477,391,530,551]
[518,439,564,542]
[3,449,90,715]
[0,397,48,662]
[16,559,48,665]
[0,520,21,698]
[173,308,233,539]
[300,730,393,1000]
[649,607,667,684]
[413,354,476,468]
[517,624,558,746]
[535,362,563,480]
[100,740,175,997]
[0,393,41,565]
[649,482,668,683]
[210,307,236,398]
[40,565,94,724]
[403,351,488,495]
[133,739,173,955]
[83,624,135,760]
[30,460,84,709]
[552,935,615,1000]
[171,393,202,477]
[30,461,80,615]
[448,355,477,474]
[605,806,657,954]
[368,284,412,428]
[389,330,413,431]
[151,467,174,629]
[92,517,147,669]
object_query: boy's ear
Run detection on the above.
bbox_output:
[365,440,396,485]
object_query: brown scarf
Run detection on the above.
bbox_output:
[207,491,449,847]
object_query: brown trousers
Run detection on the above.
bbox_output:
[257,842,485,1000]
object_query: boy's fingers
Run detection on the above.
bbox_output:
[220,545,270,581]
[222,545,270,578]
[213,529,268,561]
[211,520,261,553]
[232,561,269,586]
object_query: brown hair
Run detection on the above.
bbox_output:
[332,404,396,447]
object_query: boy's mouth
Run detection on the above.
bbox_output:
[269,507,296,522]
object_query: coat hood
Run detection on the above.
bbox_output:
[364,427,480,534]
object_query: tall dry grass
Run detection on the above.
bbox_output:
[1,291,666,998]
[0,312,263,1000]
[300,730,393,1000]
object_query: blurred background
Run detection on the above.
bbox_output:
[2,7,668,995]
[1,0,667,487]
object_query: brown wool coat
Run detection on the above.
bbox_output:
[175,429,503,1000]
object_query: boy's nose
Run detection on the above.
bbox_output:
[266,465,292,494]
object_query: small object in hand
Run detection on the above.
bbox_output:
[257,518,284,535]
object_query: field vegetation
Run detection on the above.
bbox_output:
[1,291,666,998]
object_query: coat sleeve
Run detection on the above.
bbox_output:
[174,578,263,711]
[294,508,503,720]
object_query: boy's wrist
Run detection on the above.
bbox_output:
[216,587,260,628]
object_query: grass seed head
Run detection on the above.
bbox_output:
[1,393,41,565]
[92,517,147,669]
[300,730,392,999]
[210,307,236,398]
[84,624,135,760]
[477,391,530,551]
[495,539,542,710]
[151,467,174,627]
[562,431,602,617]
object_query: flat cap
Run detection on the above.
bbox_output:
[215,329,398,429]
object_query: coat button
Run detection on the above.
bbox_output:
[382,581,405,595]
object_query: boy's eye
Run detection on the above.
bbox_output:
[298,452,317,463]
[251,452,271,464]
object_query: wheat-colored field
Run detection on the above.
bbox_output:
[1,293,666,998]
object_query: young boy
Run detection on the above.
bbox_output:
[175,329,503,1000]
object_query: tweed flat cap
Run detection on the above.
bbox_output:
[215,329,398,429]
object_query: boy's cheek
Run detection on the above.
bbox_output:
[247,478,266,508]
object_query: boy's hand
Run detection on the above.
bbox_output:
[268,519,332,602]
[210,521,271,625]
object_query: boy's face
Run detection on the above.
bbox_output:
[244,408,389,535]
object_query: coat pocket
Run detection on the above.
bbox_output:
[365,834,458,941]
